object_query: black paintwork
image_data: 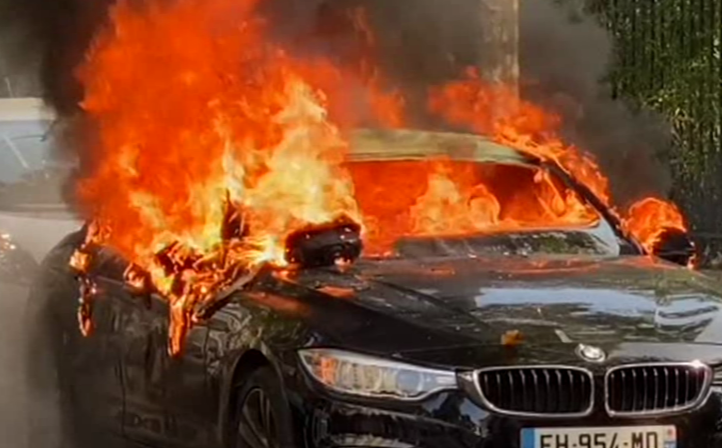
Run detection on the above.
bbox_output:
[23,223,722,448]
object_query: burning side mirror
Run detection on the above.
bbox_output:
[651,227,697,267]
[284,217,363,268]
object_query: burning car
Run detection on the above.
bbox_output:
[25,128,722,448]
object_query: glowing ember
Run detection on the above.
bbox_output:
[69,0,693,355]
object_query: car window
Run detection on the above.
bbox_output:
[0,119,72,209]
[0,120,54,180]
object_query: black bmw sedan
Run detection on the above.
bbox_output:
[24,129,722,448]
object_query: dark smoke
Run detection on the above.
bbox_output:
[264,0,489,125]
[0,0,672,206]
[363,0,672,205]
[0,0,115,115]
[0,0,115,210]
[518,0,673,205]
[266,0,673,205]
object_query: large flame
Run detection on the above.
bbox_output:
[428,69,611,205]
[424,71,688,250]
[349,158,600,255]
[70,0,690,354]
[72,0,374,352]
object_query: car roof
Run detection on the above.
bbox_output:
[349,128,536,165]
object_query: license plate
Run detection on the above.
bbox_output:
[521,426,676,448]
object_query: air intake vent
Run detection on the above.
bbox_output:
[605,363,712,417]
[475,366,594,417]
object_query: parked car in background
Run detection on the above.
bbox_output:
[0,98,82,262]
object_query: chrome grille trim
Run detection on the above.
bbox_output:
[604,362,712,417]
[473,365,595,418]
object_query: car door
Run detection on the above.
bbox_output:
[118,287,215,448]
[46,244,127,441]
[71,278,127,438]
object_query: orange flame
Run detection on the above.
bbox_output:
[623,197,689,253]
[424,71,689,257]
[73,0,374,352]
[428,69,610,205]
[70,0,693,354]
[349,158,599,255]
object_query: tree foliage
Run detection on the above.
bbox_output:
[589,0,721,230]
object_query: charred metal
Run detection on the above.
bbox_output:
[653,226,697,267]
[284,216,363,268]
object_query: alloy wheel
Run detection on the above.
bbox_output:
[237,387,279,448]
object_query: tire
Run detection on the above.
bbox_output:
[231,366,298,448]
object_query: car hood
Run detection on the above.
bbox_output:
[285,255,722,355]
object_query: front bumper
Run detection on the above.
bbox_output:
[286,377,722,448]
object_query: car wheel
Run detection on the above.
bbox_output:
[232,366,298,448]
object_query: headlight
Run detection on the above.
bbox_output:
[298,348,457,400]
[713,367,722,386]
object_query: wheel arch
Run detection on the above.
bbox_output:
[217,346,288,445]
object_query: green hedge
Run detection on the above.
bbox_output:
[590,0,722,233]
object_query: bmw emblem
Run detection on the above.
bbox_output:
[575,344,606,363]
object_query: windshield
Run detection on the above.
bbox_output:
[346,129,632,258]
[0,119,70,210]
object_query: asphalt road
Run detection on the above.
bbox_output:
[0,281,62,448]
[0,282,31,446]
[0,207,81,445]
